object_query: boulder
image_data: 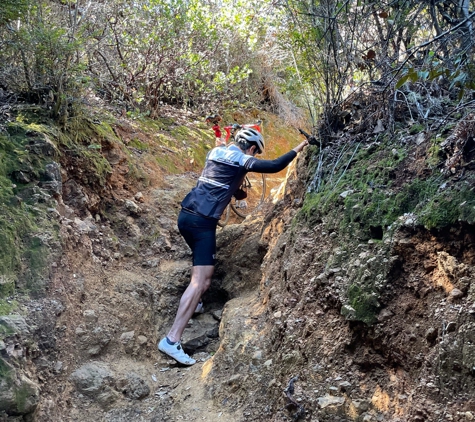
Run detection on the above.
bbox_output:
[0,315,30,337]
[116,373,150,400]
[0,361,40,416]
[182,313,219,352]
[70,362,115,399]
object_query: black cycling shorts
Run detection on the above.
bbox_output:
[178,209,218,266]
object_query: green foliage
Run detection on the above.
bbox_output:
[0,2,89,122]
[0,319,15,337]
[301,139,406,234]
[0,0,32,24]
[0,357,13,380]
[0,276,15,298]
[300,133,475,238]
[0,0,283,117]
[409,124,425,135]
[15,383,32,413]
[0,299,18,315]
[419,185,475,229]
[0,114,62,293]
[426,137,443,168]
[396,54,475,99]
[128,139,149,152]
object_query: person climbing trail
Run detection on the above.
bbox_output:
[158,127,309,365]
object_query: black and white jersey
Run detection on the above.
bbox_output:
[181,144,297,219]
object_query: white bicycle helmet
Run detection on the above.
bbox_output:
[235,128,265,154]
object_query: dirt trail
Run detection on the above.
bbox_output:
[31,173,258,422]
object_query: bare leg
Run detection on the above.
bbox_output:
[167,265,214,343]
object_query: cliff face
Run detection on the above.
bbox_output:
[1,104,475,422]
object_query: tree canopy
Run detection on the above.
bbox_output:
[0,0,473,129]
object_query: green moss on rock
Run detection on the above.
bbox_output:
[347,284,380,325]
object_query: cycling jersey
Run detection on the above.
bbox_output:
[181,144,297,220]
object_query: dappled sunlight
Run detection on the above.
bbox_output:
[201,357,214,379]
[250,296,269,317]
[347,402,359,419]
[271,160,298,204]
[371,385,390,412]
[430,251,458,294]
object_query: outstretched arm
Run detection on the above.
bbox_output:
[246,139,309,174]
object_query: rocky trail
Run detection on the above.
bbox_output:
[18,166,284,422]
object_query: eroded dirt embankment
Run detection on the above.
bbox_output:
[204,156,475,422]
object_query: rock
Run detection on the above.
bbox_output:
[339,381,352,392]
[282,350,300,365]
[63,179,91,216]
[80,326,111,356]
[125,217,142,238]
[182,314,219,352]
[134,192,144,202]
[74,217,97,234]
[117,373,150,400]
[317,394,345,409]
[340,190,353,198]
[25,134,57,156]
[252,350,263,364]
[0,315,30,336]
[449,288,463,301]
[273,311,282,318]
[70,362,114,399]
[76,326,86,336]
[351,399,370,412]
[373,119,384,133]
[211,309,223,321]
[53,361,63,374]
[416,133,425,145]
[0,365,40,416]
[83,309,98,324]
[137,335,148,345]
[40,162,62,195]
[17,185,52,205]
[120,331,135,344]
[377,309,393,322]
[125,200,140,215]
[96,389,120,408]
[341,305,356,320]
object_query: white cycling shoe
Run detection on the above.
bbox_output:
[158,338,196,365]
